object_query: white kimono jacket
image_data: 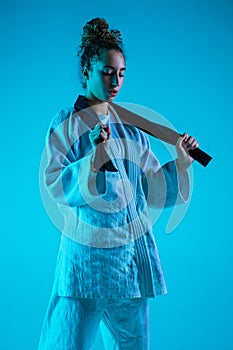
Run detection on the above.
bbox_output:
[43,95,189,298]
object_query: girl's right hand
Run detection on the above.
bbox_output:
[89,123,112,172]
[89,122,111,150]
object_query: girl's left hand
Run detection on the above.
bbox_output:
[175,133,199,172]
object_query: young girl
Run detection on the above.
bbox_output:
[38,17,198,350]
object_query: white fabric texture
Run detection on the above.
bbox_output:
[42,98,190,299]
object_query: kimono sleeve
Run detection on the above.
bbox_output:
[140,132,190,209]
[43,110,105,208]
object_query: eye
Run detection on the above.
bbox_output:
[102,68,125,79]
[102,69,114,76]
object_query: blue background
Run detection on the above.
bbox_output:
[1,0,233,349]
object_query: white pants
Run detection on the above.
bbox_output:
[38,294,149,350]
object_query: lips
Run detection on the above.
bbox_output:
[109,90,118,97]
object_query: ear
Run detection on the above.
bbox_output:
[82,67,89,80]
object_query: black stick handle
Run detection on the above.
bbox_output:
[188,147,212,167]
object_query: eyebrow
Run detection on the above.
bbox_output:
[103,65,126,71]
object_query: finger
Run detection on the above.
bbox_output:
[181,133,188,142]
[185,136,194,150]
[90,126,105,145]
[185,136,200,150]
[189,140,199,150]
[186,136,194,143]
[104,126,111,139]
[100,129,107,137]
[100,129,109,142]
[179,134,188,150]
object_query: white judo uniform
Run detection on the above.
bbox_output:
[38,95,189,349]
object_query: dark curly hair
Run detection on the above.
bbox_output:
[78,18,126,88]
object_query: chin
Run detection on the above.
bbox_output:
[107,95,115,102]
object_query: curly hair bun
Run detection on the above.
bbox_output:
[85,18,108,35]
[82,18,109,46]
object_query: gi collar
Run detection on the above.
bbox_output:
[74,95,100,130]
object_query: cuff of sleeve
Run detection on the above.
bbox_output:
[177,169,190,203]
[77,152,105,203]
[162,161,190,207]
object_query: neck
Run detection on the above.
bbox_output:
[84,95,108,115]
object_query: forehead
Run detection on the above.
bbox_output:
[96,50,125,68]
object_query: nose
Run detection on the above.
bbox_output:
[111,73,119,87]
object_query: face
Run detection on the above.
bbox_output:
[84,49,126,103]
